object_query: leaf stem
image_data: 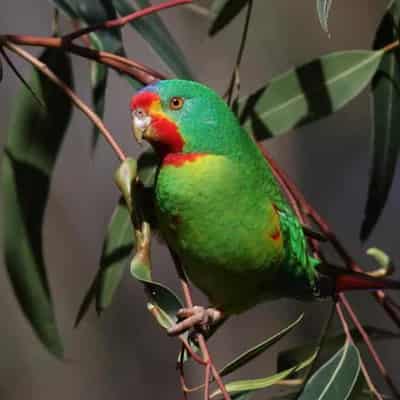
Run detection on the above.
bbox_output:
[4,42,127,162]
[170,249,231,400]
[226,0,253,105]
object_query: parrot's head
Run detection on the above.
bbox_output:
[130,79,245,158]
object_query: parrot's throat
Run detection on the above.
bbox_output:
[150,116,185,157]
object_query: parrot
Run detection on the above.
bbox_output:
[130,79,400,335]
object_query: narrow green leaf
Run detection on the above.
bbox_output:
[2,49,73,357]
[209,0,249,36]
[130,222,184,330]
[297,341,361,400]
[114,158,184,331]
[75,200,134,326]
[239,50,384,140]
[211,352,316,398]
[112,0,193,79]
[361,0,400,240]
[316,0,333,34]
[219,314,304,377]
[278,325,398,373]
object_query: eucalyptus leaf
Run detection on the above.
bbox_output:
[2,49,73,357]
[112,0,193,79]
[239,50,384,140]
[361,0,400,240]
[209,0,249,36]
[278,325,398,373]
[115,159,184,331]
[316,0,333,34]
[220,314,304,377]
[211,352,316,398]
[75,199,134,326]
[297,341,361,400]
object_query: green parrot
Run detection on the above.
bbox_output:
[130,79,400,335]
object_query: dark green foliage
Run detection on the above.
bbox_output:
[238,50,384,139]
[209,0,250,36]
[361,0,400,240]
[113,0,193,79]
[297,341,360,400]
[2,49,73,356]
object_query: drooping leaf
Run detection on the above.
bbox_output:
[2,49,73,357]
[211,352,316,398]
[316,0,333,34]
[219,314,304,377]
[114,159,184,331]
[361,0,400,240]
[239,50,384,140]
[112,0,193,79]
[297,341,361,400]
[75,199,134,326]
[278,325,398,373]
[209,0,249,36]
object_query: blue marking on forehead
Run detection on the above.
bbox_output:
[137,81,160,94]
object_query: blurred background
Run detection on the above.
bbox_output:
[0,1,399,399]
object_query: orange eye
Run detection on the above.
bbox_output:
[169,96,184,110]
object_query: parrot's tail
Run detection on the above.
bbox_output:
[316,263,400,297]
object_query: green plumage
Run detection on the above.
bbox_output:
[140,80,319,314]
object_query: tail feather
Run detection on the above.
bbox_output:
[335,272,400,293]
[316,263,400,296]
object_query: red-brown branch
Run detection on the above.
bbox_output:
[2,34,165,84]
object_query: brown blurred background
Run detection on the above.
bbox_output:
[0,1,399,399]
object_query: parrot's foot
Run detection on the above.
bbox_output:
[168,306,223,336]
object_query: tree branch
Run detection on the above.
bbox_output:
[4,42,127,162]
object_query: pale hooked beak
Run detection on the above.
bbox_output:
[131,108,152,144]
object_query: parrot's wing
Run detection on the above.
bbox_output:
[274,204,310,269]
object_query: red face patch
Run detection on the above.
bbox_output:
[131,90,185,157]
[130,91,159,111]
[151,116,185,154]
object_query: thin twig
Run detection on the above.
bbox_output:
[4,42,126,162]
[336,302,383,400]
[204,363,211,400]
[226,0,253,105]
[340,294,400,399]
[169,249,231,400]
[63,0,192,42]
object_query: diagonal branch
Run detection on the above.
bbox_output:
[3,34,165,84]
[3,42,126,162]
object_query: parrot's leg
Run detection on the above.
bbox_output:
[167,306,224,336]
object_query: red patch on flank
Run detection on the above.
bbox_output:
[130,91,159,110]
[163,153,207,167]
[152,116,185,155]
[271,229,281,241]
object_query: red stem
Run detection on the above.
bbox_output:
[339,294,400,398]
